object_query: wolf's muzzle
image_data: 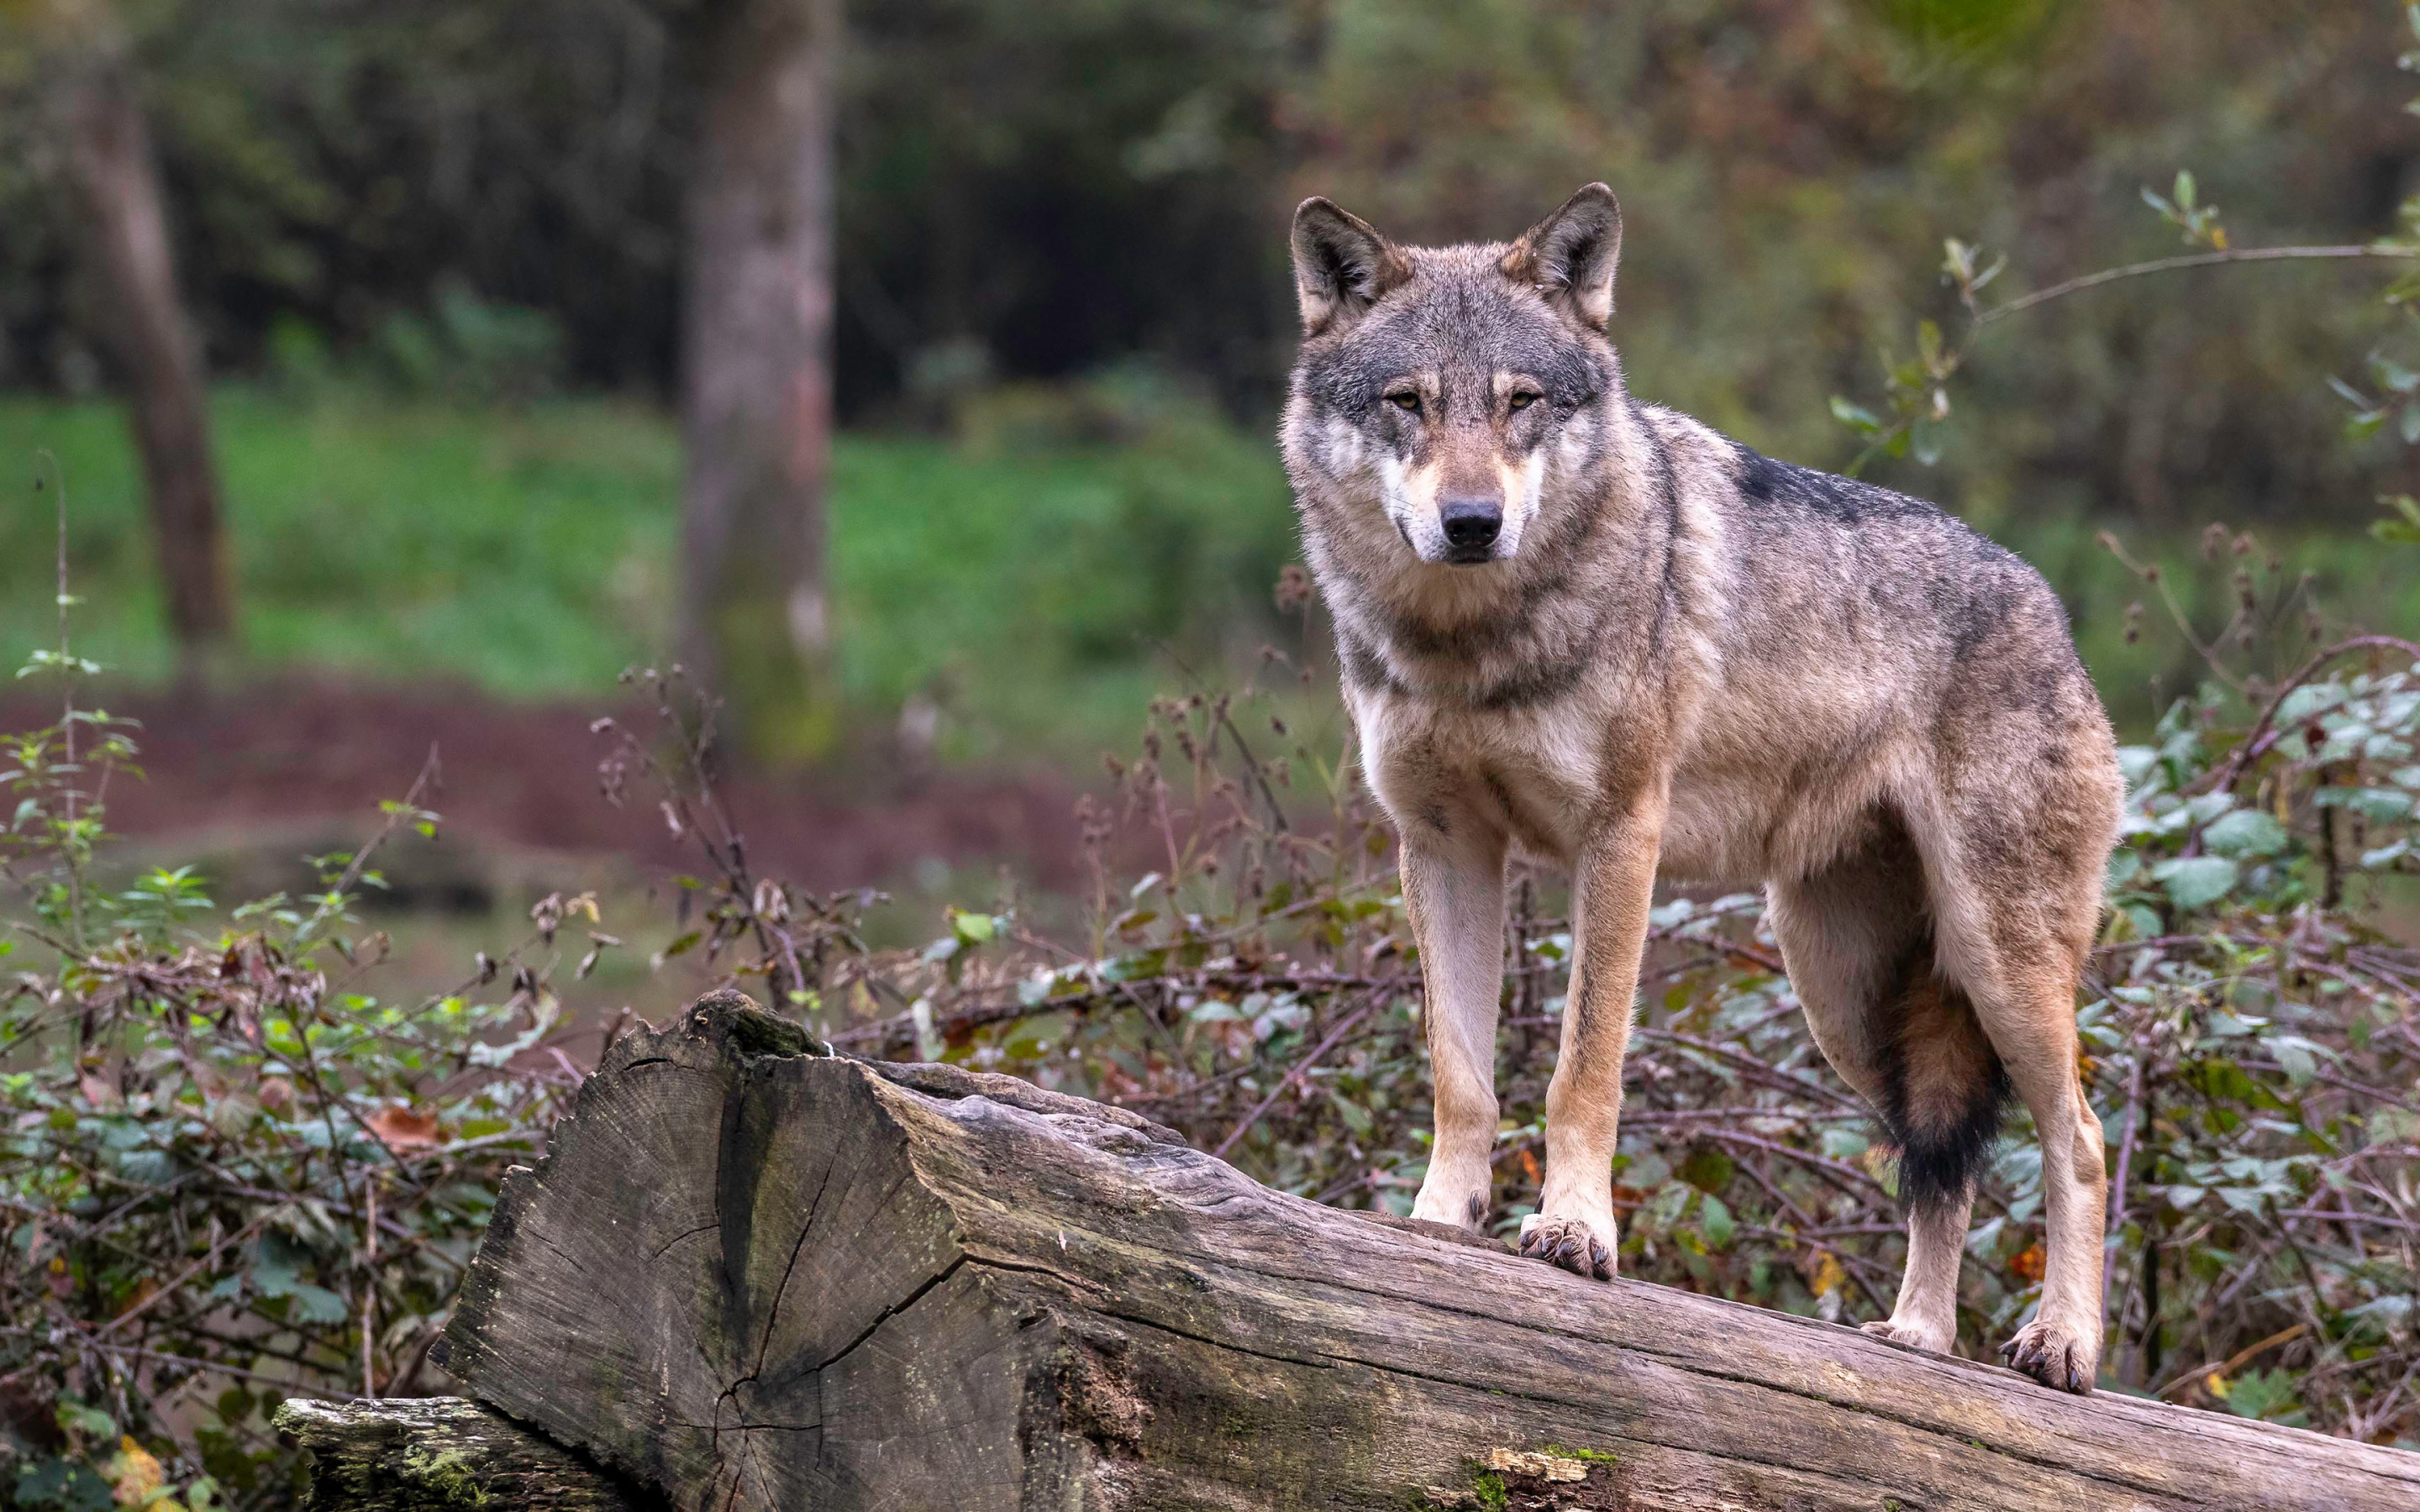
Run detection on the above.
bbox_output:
[1440,496,1502,563]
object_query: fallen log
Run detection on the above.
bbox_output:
[298,991,2417,1510]
[274,1395,650,1510]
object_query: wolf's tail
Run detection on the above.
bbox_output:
[1874,937,2010,1213]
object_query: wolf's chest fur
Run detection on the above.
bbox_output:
[1346,638,1894,889]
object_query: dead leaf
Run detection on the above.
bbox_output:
[365,1105,443,1150]
[108,1436,160,1505]
[2009,1242,2047,1284]
[78,1072,121,1110]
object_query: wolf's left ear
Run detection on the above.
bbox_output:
[1502,183,1623,332]
[1292,198,1410,336]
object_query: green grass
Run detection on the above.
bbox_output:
[0,387,1302,762]
[0,390,681,695]
[3,386,2415,762]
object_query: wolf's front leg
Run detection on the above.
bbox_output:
[1401,821,1509,1231]
[1523,820,1660,1280]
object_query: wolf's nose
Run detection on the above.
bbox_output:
[1440,497,1502,552]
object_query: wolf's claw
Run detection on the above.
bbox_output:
[1517,1213,1613,1281]
[1998,1317,2099,1394]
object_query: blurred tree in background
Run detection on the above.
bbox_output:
[680,0,842,760]
[8,0,230,659]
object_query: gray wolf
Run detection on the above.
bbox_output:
[1279,184,2121,1393]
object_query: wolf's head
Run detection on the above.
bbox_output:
[1281,186,1625,575]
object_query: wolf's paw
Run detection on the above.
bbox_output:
[1517,1213,1613,1281]
[1998,1316,2100,1394]
[1860,1317,1954,1355]
[1409,1184,1491,1231]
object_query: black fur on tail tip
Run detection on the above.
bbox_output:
[1878,1052,2012,1213]
[1871,936,2014,1214]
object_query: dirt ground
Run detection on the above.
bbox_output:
[3,677,1099,906]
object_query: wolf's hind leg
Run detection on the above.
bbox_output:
[1770,819,1999,1357]
[1916,819,2108,1392]
[1401,816,1509,1231]
[1969,954,2106,1394]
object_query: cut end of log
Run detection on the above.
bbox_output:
[360,991,2420,1511]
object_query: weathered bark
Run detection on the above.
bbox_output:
[46,8,234,654]
[404,991,2420,1511]
[680,0,841,761]
[275,1397,655,1511]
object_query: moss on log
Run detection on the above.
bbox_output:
[287,990,2420,1510]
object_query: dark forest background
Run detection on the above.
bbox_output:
[1,2,2410,501]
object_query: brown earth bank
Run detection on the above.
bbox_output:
[0,679,1100,900]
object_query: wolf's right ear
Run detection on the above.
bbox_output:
[1291,198,1410,337]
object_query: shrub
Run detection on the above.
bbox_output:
[1,483,589,1509]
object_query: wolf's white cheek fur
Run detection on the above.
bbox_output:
[1377,454,1448,561]
[1319,415,1367,477]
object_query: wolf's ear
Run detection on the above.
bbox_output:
[1291,198,1410,337]
[1502,183,1623,332]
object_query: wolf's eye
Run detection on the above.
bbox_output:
[1386,391,1420,413]
[1507,390,1541,412]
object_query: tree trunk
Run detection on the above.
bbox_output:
[398,992,2420,1512]
[47,11,234,655]
[680,0,841,763]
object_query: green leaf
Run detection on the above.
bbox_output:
[1828,396,1882,434]
[2271,1041,2317,1087]
[1679,1145,1734,1194]
[12,1459,117,1512]
[2319,786,2416,822]
[655,930,702,962]
[1698,1192,1734,1250]
[2200,808,2288,858]
[2152,855,2237,910]
[248,1237,301,1299]
[287,1284,351,1326]
[55,1403,115,1441]
[2221,1367,2305,1425]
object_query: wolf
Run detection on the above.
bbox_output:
[1279,184,2121,1393]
